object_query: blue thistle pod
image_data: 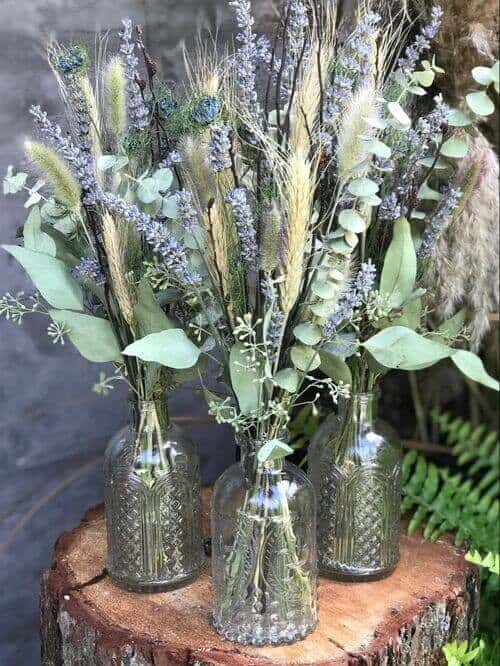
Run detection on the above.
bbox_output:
[191,96,221,124]
[158,97,178,119]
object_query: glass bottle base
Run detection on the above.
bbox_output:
[319,561,399,583]
[213,617,317,647]
[108,561,207,593]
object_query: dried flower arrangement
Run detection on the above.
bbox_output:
[1,0,499,648]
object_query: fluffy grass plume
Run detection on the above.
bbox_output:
[102,213,136,326]
[81,76,103,172]
[180,134,215,210]
[105,56,127,139]
[280,151,316,314]
[24,140,81,211]
[336,83,378,181]
[424,133,499,350]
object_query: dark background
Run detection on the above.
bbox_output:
[0,1,280,662]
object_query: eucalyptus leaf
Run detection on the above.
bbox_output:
[347,178,379,198]
[447,109,473,127]
[452,350,499,391]
[137,177,159,204]
[123,329,201,369]
[466,91,495,117]
[273,368,300,392]
[153,168,173,191]
[413,69,435,87]
[49,310,121,362]
[3,245,83,310]
[230,342,262,414]
[312,280,337,300]
[162,195,179,219]
[418,181,441,201]
[338,209,366,233]
[257,439,294,463]
[441,136,469,159]
[294,322,322,346]
[363,138,391,159]
[23,207,56,256]
[319,349,352,385]
[380,217,416,308]
[387,101,412,128]
[472,66,494,86]
[134,278,176,336]
[290,345,321,372]
[389,298,422,331]
[97,155,129,172]
[363,327,451,370]
[434,309,467,340]
[3,167,28,195]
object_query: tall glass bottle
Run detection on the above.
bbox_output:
[211,441,318,646]
[104,398,205,592]
[309,392,402,581]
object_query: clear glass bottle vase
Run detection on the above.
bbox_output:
[211,441,318,646]
[104,398,205,592]
[309,392,402,582]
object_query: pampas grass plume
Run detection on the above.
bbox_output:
[24,140,81,211]
[280,151,315,313]
[106,56,127,139]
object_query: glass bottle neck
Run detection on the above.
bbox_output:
[130,397,170,440]
[349,392,377,425]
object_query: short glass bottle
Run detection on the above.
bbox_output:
[309,392,402,582]
[211,442,318,646]
[104,398,205,592]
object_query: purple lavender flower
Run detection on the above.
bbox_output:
[323,12,380,122]
[101,192,200,285]
[398,6,443,73]
[419,186,461,258]
[379,193,403,222]
[268,309,285,357]
[355,259,377,294]
[120,19,149,130]
[159,150,182,168]
[30,105,99,205]
[225,188,258,267]
[229,0,260,118]
[208,124,232,172]
[279,1,309,104]
[72,258,105,285]
[175,189,198,232]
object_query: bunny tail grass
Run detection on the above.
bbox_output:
[24,140,81,211]
[106,56,127,140]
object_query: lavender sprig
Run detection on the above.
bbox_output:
[397,6,444,74]
[278,1,309,105]
[355,260,377,295]
[101,192,201,285]
[324,12,380,122]
[72,258,105,286]
[30,105,99,205]
[225,188,258,268]
[419,186,462,258]
[208,125,232,172]
[229,0,260,118]
[120,19,149,130]
[175,189,198,232]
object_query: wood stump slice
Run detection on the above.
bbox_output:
[41,489,480,665]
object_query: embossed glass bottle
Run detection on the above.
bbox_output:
[309,392,402,581]
[104,398,205,592]
[212,442,318,646]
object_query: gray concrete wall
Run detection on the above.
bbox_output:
[0,1,257,661]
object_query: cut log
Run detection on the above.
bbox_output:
[41,489,479,665]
